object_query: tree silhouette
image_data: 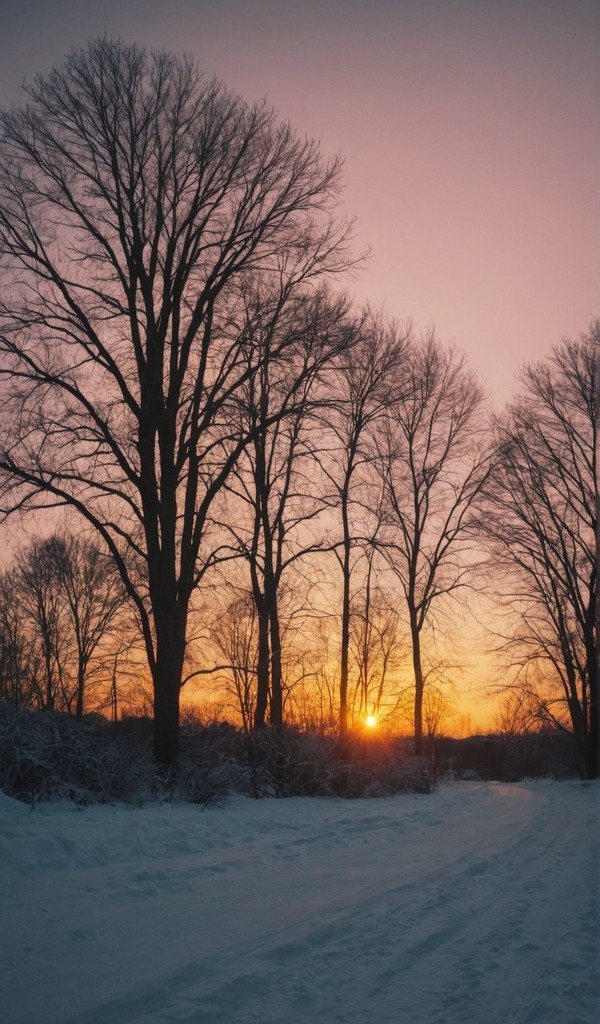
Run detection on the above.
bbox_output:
[379,334,488,755]
[0,40,355,762]
[221,288,353,729]
[483,327,598,778]
[321,315,407,735]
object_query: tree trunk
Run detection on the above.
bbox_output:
[587,658,598,780]
[151,603,186,764]
[75,657,85,719]
[253,605,270,731]
[340,569,350,736]
[39,609,55,711]
[153,665,182,765]
[411,619,424,756]
[269,596,283,728]
[585,576,598,779]
[111,657,118,732]
[339,486,352,737]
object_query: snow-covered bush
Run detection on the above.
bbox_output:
[231,728,433,799]
[0,703,156,805]
[0,703,433,806]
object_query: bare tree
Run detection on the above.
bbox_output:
[221,288,353,729]
[494,691,540,738]
[0,568,34,707]
[13,537,67,711]
[379,333,489,755]
[3,533,125,715]
[483,327,598,778]
[320,315,407,735]
[349,548,406,728]
[210,592,258,733]
[0,40,355,762]
[422,686,456,739]
[49,533,125,717]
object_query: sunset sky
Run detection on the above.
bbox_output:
[0,0,597,404]
[0,0,597,729]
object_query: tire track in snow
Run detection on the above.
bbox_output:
[2,782,598,1024]
[159,783,598,1024]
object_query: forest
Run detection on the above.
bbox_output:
[0,39,597,785]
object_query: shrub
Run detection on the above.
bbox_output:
[0,703,433,806]
[0,703,156,805]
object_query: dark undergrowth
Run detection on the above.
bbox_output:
[0,702,432,807]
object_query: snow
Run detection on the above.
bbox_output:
[1,781,598,1024]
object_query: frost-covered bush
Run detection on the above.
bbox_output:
[0,703,433,806]
[228,728,433,799]
[163,724,253,806]
[0,703,156,805]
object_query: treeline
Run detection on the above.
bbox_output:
[0,326,485,739]
[1,328,596,777]
[0,41,597,776]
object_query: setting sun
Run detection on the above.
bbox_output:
[365,715,377,729]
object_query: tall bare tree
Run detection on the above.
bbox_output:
[348,539,406,727]
[380,333,488,755]
[0,40,355,762]
[321,315,407,735]
[222,288,353,729]
[483,327,598,778]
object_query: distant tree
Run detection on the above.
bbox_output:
[379,334,489,755]
[210,593,258,733]
[14,537,67,712]
[494,691,540,738]
[483,327,598,778]
[0,568,33,707]
[48,533,125,717]
[0,40,355,762]
[422,685,456,739]
[348,538,406,728]
[3,533,124,715]
[287,616,340,736]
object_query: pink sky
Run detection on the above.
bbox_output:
[1,0,597,403]
[0,0,596,727]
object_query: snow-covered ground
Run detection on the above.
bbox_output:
[1,780,598,1024]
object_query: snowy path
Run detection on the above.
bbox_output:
[1,781,598,1024]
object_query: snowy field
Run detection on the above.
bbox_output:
[1,780,598,1024]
